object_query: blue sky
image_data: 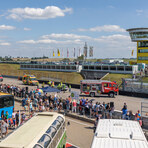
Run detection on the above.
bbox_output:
[0,0,147,58]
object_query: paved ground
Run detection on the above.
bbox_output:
[2,77,148,113]
[14,101,94,148]
[4,78,148,147]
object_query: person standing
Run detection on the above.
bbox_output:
[0,120,8,138]
[5,111,9,123]
[121,103,128,119]
[15,111,19,127]
[69,85,71,92]
[22,98,26,111]
[33,97,38,112]
[12,111,16,128]
[1,110,4,120]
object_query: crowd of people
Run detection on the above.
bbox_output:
[0,83,142,138]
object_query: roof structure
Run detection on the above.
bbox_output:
[0,112,64,148]
[81,80,111,84]
[127,28,148,42]
[91,119,148,148]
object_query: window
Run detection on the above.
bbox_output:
[1,96,14,108]
[82,84,87,91]
[109,84,112,87]
[37,134,51,148]
[138,41,148,47]
[52,120,61,130]
[138,57,148,60]
[138,49,148,53]
[113,84,118,88]
[33,144,43,148]
[56,116,64,124]
[46,126,57,138]
[103,83,108,87]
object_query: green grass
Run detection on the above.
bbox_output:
[142,77,148,83]
[0,64,83,84]
[102,73,132,86]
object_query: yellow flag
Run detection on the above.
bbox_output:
[131,49,134,56]
[53,51,55,57]
[58,49,60,57]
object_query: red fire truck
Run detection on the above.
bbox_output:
[80,80,119,97]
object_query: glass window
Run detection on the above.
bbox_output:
[52,120,61,130]
[113,84,118,88]
[2,96,14,108]
[56,116,64,124]
[103,83,108,87]
[138,57,148,60]
[33,144,43,148]
[138,41,148,47]
[0,98,4,108]
[46,126,57,138]
[82,84,87,91]
[109,84,112,87]
[37,134,51,148]
[138,49,148,53]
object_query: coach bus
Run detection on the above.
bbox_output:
[0,112,66,148]
[91,119,148,148]
[0,92,14,120]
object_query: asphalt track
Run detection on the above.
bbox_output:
[3,78,148,147]
[3,77,148,113]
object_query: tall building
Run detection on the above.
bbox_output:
[127,28,148,64]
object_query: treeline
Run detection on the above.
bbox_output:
[31,56,48,59]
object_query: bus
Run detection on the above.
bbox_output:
[91,119,148,148]
[0,112,66,148]
[0,92,14,120]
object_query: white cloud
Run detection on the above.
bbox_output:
[107,5,115,9]
[18,40,36,44]
[78,25,126,32]
[41,33,91,40]
[0,42,10,46]
[0,25,16,30]
[136,9,143,16]
[95,34,130,42]
[18,38,82,45]
[7,6,73,20]
[24,27,31,31]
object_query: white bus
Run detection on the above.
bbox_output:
[0,112,66,148]
[91,119,148,148]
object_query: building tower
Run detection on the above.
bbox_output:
[127,28,148,64]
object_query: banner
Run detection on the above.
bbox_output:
[89,46,93,57]
[67,48,69,58]
[53,50,55,57]
[57,49,60,57]
[131,49,134,56]
[74,48,75,57]
[83,42,87,58]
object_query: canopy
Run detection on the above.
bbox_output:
[40,86,61,93]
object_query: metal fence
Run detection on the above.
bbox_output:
[121,78,148,94]
[141,102,148,117]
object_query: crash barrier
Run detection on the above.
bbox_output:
[119,90,148,98]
